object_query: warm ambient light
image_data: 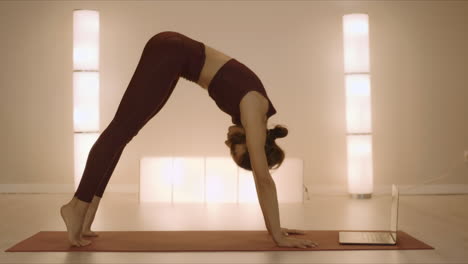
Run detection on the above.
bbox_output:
[343,13,374,198]
[73,10,100,190]
[139,157,304,204]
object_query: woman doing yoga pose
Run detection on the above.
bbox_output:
[60,31,318,249]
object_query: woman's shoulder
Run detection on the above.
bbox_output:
[240,91,269,122]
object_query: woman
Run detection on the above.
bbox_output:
[60,31,318,249]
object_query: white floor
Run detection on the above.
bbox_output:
[1,193,467,264]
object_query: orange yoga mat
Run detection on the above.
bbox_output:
[5,230,434,252]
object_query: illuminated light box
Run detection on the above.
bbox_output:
[140,157,304,204]
[73,133,100,190]
[346,135,374,195]
[139,157,173,203]
[73,10,100,71]
[238,168,259,204]
[345,74,371,133]
[205,157,238,203]
[271,158,304,203]
[172,157,205,204]
[73,71,100,132]
[72,10,100,194]
[343,13,370,74]
[343,13,373,198]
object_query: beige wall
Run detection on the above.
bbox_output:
[1,1,467,194]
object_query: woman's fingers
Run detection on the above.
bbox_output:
[292,237,318,248]
[281,227,307,236]
[288,229,306,234]
[275,236,319,249]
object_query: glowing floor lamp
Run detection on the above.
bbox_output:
[342,14,373,199]
[73,10,100,190]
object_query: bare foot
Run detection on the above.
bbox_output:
[82,196,101,237]
[60,202,92,247]
[82,207,99,237]
[82,230,99,237]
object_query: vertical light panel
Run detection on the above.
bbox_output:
[346,135,373,194]
[343,14,370,74]
[73,10,100,190]
[343,13,373,198]
[73,10,99,70]
[73,133,100,189]
[205,157,238,203]
[73,72,99,131]
[345,74,371,133]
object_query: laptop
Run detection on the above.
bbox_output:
[339,184,399,245]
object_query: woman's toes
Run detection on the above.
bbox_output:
[70,239,81,247]
[79,238,92,247]
[60,203,92,247]
[82,230,99,237]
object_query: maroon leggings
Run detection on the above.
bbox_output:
[74,32,205,203]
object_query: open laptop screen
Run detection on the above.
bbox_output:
[390,184,399,242]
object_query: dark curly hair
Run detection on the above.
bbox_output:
[229,124,288,171]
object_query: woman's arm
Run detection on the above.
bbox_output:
[252,169,283,242]
[240,105,283,242]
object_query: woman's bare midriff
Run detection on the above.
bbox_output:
[196,45,232,90]
[197,44,269,123]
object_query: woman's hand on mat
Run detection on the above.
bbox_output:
[274,235,318,249]
[274,228,318,248]
[281,227,306,236]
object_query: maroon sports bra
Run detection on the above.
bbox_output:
[207,58,277,125]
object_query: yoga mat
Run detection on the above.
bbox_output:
[5,230,434,252]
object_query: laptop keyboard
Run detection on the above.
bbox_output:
[362,232,387,242]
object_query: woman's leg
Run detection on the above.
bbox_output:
[62,34,186,246]
[77,145,123,236]
[92,60,180,199]
[79,72,180,236]
[74,36,184,203]
[79,72,180,237]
